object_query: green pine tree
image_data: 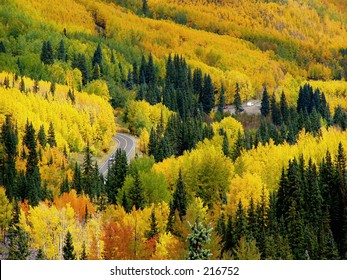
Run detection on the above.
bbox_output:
[261,87,270,117]
[187,219,213,260]
[37,124,47,148]
[234,83,243,113]
[36,248,46,260]
[63,231,76,260]
[57,39,67,61]
[47,122,57,147]
[146,208,159,239]
[106,148,128,204]
[80,242,87,260]
[128,172,145,210]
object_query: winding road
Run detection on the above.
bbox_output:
[99,132,136,176]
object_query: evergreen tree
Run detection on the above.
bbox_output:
[19,78,25,93]
[280,91,289,124]
[106,148,128,204]
[146,208,159,239]
[271,94,282,126]
[7,204,30,260]
[57,39,67,61]
[286,201,305,259]
[72,162,83,194]
[222,132,230,158]
[0,41,6,53]
[234,200,248,242]
[37,125,46,148]
[148,128,158,159]
[169,170,188,222]
[146,53,156,86]
[23,121,41,205]
[80,242,87,260]
[261,87,270,117]
[67,88,76,104]
[47,122,57,147]
[92,43,103,73]
[234,83,243,113]
[142,0,149,15]
[50,80,56,96]
[7,226,30,260]
[33,80,39,93]
[231,130,244,161]
[36,248,46,260]
[132,62,139,85]
[128,172,145,210]
[121,190,131,213]
[92,64,101,80]
[72,53,89,85]
[63,231,76,260]
[224,214,236,253]
[40,41,54,65]
[201,74,215,114]
[16,58,24,76]
[60,175,70,195]
[1,115,18,200]
[187,219,212,260]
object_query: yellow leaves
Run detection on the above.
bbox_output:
[0,72,116,153]
[0,187,12,236]
[139,128,150,154]
[125,100,173,135]
[226,173,263,214]
[84,79,110,101]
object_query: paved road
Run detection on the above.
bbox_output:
[99,133,136,176]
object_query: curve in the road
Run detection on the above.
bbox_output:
[99,132,136,176]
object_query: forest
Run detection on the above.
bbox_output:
[0,0,347,260]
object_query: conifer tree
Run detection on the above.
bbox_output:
[146,53,156,86]
[142,0,148,15]
[224,214,236,253]
[40,41,54,65]
[106,148,128,204]
[7,204,30,260]
[57,39,67,61]
[72,162,83,194]
[80,242,87,260]
[146,208,159,239]
[23,121,41,205]
[63,231,76,260]
[60,175,70,195]
[47,122,57,147]
[36,248,46,260]
[280,91,289,124]
[19,78,25,93]
[92,43,103,73]
[234,83,243,113]
[222,132,230,158]
[128,172,145,210]
[0,41,6,53]
[50,80,56,96]
[187,219,212,260]
[231,130,244,161]
[261,87,270,117]
[201,74,215,114]
[271,94,282,126]
[37,125,46,148]
[169,170,187,221]
[1,115,18,200]
[234,200,248,242]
